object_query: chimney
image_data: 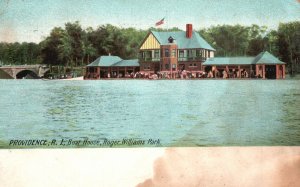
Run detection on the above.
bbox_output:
[186,24,193,38]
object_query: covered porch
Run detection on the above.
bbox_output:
[84,56,140,80]
[204,65,255,78]
[202,52,286,79]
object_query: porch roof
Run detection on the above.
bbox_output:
[203,57,255,66]
[87,56,140,67]
[203,51,285,66]
[87,56,122,67]
[113,59,139,67]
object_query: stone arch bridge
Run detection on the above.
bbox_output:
[0,65,50,79]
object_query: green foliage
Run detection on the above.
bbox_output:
[40,27,64,65]
[199,24,269,57]
[277,22,300,71]
[0,42,42,65]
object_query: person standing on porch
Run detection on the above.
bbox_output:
[222,69,227,79]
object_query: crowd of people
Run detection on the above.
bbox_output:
[96,70,208,79]
[86,68,261,79]
[207,68,257,79]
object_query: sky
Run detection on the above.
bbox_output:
[0,0,299,43]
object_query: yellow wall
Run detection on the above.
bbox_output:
[140,33,160,50]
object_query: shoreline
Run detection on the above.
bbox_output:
[0,74,299,80]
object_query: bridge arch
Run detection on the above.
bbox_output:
[16,70,39,79]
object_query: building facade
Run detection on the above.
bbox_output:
[138,24,216,76]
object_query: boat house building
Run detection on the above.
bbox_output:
[203,51,286,79]
[84,24,286,80]
[138,24,216,78]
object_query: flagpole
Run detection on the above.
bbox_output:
[165,10,168,31]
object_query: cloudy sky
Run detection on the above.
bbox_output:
[0,0,299,43]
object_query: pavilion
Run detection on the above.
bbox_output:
[202,51,285,79]
[84,56,140,79]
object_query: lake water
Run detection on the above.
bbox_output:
[0,78,299,148]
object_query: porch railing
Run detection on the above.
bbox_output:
[139,58,161,62]
[178,57,206,61]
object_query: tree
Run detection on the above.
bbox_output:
[277,22,300,73]
[200,24,250,57]
[264,30,279,55]
[246,25,268,56]
[40,27,64,65]
[58,32,73,68]
[64,21,85,66]
[122,27,148,58]
[81,40,96,65]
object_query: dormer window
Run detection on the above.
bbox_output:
[168,36,174,43]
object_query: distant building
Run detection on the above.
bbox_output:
[203,51,286,79]
[138,24,215,77]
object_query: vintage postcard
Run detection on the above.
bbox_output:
[0,0,299,186]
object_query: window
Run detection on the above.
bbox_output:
[192,50,196,57]
[179,50,184,58]
[171,49,176,57]
[168,36,174,43]
[145,51,151,59]
[154,50,160,59]
[188,50,192,57]
[196,50,201,57]
[194,63,197,67]
[187,50,196,59]
[165,49,169,57]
